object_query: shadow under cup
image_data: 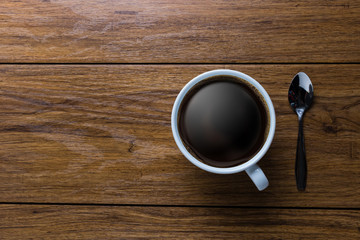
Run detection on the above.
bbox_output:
[176,74,271,168]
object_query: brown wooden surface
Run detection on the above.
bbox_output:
[1,205,359,239]
[0,0,359,63]
[0,65,359,208]
[1,0,360,239]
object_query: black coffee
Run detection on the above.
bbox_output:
[178,75,269,168]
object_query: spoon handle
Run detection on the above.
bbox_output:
[296,118,307,191]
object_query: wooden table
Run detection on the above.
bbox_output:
[0,1,359,239]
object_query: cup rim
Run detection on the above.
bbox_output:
[171,69,276,174]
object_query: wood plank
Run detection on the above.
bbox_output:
[0,65,359,207]
[0,0,359,63]
[0,205,359,239]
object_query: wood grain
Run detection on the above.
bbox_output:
[0,205,359,239]
[0,0,359,63]
[0,65,359,207]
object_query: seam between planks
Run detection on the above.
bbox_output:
[0,62,359,65]
[0,202,358,210]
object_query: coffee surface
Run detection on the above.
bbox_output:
[178,76,268,167]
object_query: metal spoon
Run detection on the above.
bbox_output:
[288,72,314,191]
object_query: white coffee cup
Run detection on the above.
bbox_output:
[171,69,276,191]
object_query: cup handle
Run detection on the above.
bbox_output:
[245,164,269,191]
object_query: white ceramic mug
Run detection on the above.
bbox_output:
[171,69,276,191]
